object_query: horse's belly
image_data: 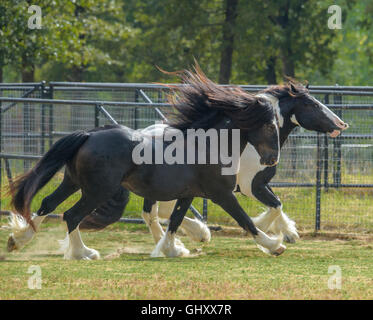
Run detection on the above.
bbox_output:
[121,165,199,201]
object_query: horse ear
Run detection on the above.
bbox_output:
[305,82,309,89]
[290,83,297,93]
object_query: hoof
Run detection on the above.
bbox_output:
[64,248,101,260]
[87,249,100,260]
[284,234,296,244]
[165,246,190,258]
[272,244,286,256]
[7,236,17,252]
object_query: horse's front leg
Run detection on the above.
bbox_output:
[251,184,299,243]
[151,198,194,258]
[213,193,286,256]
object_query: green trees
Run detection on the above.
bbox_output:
[0,0,371,85]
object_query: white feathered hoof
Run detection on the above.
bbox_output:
[272,244,286,256]
[180,218,211,243]
[151,231,190,258]
[7,235,17,252]
[64,247,101,260]
[163,245,190,258]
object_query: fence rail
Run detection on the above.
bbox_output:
[0,82,372,233]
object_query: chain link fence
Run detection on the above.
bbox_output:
[0,83,372,234]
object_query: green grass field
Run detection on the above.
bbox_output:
[0,167,372,300]
[0,219,372,300]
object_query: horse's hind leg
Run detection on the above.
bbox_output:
[37,171,79,216]
[7,214,47,252]
[79,187,130,230]
[62,194,107,260]
[151,198,193,258]
[7,172,79,252]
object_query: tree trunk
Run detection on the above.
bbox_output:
[281,49,295,79]
[21,60,35,82]
[0,67,3,83]
[265,56,277,84]
[219,0,239,84]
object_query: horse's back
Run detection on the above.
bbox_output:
[71,126,136,187]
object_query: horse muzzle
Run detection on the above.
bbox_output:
[260,156,279,167]
[328,120,349,138]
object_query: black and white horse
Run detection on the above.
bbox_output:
[7,67,285,259]
[132,82,349,247]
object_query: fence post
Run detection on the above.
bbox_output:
[315,132,322,231]
[333,87,342,187]
[324,94,329,191]
[48,85,54,148]
[290,130,297,178]
[134,89,139,130]
[0,101,2,212]
[94,104,100,128]
[40,81,46,154]
[203,199,208,222]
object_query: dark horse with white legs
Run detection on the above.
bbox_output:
[7,66,284,259]
[73,80,349,250]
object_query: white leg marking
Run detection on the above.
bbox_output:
[142,203,165,244]
[254,229,285,256]
[158,200,210,243]
[6,214,46,251]
[151,230,190,258]
[63,228,100,260]
[180,217,211,242]
[252,207,282,232]
[267,210,299,243]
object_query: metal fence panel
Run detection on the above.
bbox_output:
[0,83,372,233]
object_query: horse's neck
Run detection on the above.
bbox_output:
[279,120,296,148]
[213,117,248,154]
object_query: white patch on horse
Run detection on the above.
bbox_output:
[142,203,165,244]
[62,228,100,260]
[151,230,189,258]
[312,96,349,136]
[290,114,300,126]
[256,93,283,128]
[235,144,266,196]
[179,217,211,242]
[254,228,285,255]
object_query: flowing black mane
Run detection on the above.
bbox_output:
[260,80,309,99]
[166,66,275,131]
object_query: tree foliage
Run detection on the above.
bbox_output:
[0,0,371,85]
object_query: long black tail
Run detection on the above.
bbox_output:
[10,131,90,228]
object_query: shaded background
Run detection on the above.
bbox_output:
[0,0,372,85]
